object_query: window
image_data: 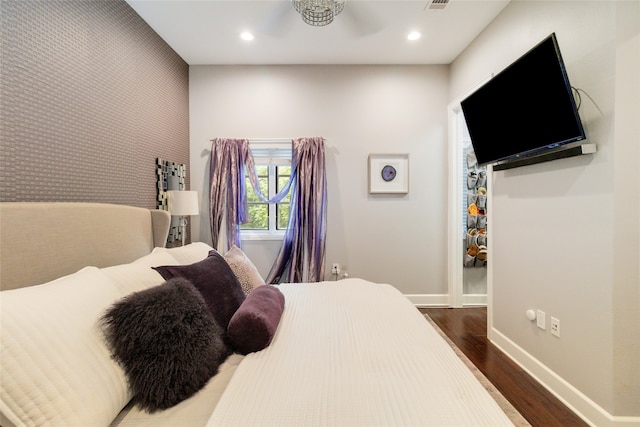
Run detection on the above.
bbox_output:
[240,141,292,239]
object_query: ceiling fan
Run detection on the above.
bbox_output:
[292,0,345,26]
[261,0,382,36]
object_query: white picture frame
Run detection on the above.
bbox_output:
[368,153,409,194]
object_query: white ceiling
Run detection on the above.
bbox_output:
[126,0,510,65]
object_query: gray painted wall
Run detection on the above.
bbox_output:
[189,65,450,295]
[450,1,639,422]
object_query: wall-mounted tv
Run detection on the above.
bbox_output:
[460,33,585,166]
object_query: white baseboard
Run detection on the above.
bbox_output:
[406,294,449,307]
[461,293,487,306]
[406,293,487,307]
[491,327,640,427]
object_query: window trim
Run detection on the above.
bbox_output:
[241,228,286,241]
[240,140,292,241]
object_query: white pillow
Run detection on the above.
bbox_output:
[153,242,214,265]
[101,250,179,295]
[131,250,179,267]
[0,267,129,426]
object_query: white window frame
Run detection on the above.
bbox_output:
[241,140,292,241]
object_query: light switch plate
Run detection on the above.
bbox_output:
[536,310,546,330]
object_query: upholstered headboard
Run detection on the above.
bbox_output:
[0,203,171,291]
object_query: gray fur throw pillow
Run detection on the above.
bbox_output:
[101,278,230,412]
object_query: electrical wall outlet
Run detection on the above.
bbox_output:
[536,310,546,330]
[550,317,560,337]
[331,263,340,275]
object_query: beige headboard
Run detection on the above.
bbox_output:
[0,203,171,291]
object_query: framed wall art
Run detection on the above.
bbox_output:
[368,153,409,194]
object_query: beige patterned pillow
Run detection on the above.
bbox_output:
[223,245,265,295]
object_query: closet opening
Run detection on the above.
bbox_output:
[447,104,489,308]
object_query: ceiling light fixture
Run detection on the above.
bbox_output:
[292,0,345,26]
[240,31,254,41]
[407,31,421,41]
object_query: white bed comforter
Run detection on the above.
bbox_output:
[207,279,513,426]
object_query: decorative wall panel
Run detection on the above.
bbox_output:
[0,0,189,208]
[156,158,186,244]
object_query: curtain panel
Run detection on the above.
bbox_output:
[209,137,327,284]
[209,138,250,249]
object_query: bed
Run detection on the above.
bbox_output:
[0,202,523,426]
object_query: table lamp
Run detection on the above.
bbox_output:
[167,190,199,246]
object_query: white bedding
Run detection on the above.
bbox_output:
[207,279,513,426]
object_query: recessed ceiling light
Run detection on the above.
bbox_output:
[407,31,421,41]
[240,31,254,41]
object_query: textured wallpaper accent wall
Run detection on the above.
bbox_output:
[0,0,189,208]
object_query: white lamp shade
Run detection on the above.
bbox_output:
[167,191,199,216]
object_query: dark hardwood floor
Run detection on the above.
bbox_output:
[420,307,588,427]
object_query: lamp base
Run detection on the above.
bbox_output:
[180,217,188,247]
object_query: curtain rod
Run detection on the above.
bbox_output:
[204,138,292,153]
[248,138,292,144]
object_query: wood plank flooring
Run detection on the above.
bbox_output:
[420,307,588,427]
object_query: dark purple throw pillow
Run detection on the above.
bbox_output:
[153,251,245,331]
[227,285,285,355]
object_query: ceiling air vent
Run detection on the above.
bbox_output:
[426,0,449,10]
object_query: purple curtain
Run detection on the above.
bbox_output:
[266,137,327,283]
[209,138,250,249]
[209,137,327,283]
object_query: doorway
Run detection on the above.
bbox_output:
[447,105,489,307]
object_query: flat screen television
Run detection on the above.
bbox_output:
[460,33,585,166]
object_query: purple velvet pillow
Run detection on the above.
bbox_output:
[227,285,285,355]
[153,251,245,331]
